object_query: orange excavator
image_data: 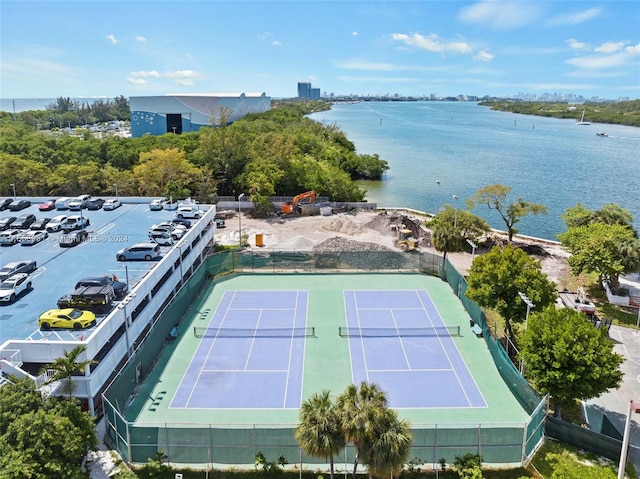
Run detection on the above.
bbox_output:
[280,190,316,215]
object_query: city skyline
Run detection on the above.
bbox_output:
[1,1,639,101]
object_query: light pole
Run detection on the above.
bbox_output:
[618,400,640,479]
[10,183,16,200]
[113,183,119,199]
[238,193,245,247]
[452,194,458,228]
[435,180,441,215]
[466,238,478,262]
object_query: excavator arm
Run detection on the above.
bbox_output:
[280,191,316,215]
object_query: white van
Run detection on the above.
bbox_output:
[55,197,73,210]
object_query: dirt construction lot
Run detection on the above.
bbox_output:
[215,208,571,283]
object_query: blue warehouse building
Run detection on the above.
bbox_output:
[129,92,271,138]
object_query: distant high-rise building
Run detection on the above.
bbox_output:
[298,82,312,98]
[297,82,321,99]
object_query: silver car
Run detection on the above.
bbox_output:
[116,243,161,261]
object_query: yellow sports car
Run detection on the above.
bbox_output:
[38,308,96,330]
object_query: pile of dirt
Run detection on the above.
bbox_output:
[314,236,394,252]
[322,216,363,235]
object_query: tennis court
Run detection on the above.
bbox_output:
[107,269,541,465]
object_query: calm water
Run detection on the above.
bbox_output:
[309,102,640,240]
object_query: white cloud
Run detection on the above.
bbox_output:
[625,43,640,54]
[391,33,472,55]
[566,39,589,50]
[272,41,282,46]
[566,52,632,69]
[130,70,160,78]
[164,70,202,80]
[106,34,119,45]
[127,78,148,85]
[257,32,273,41]
[547,7,601,26]
[135,36,147,43]
[473,51,494,62]
[352,31,359,37]
[595,42,625,54]
[457,1,542,30]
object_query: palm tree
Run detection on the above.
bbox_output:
[40,345,95,398]
[336,381,388,479]
[360,408,413,479]
[295,390,345,479]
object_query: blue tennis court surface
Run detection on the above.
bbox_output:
[344,290,487,409]
[170,290,309,409]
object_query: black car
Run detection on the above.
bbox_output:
[58,229,89,247]
[11,214,36,229]
[8,199,31,211]
[170,217,191,229]
[0,216,17,231]
[86,198,105,210]
[75,275,128,298]
[30,217,51,230]
[0,199,12,211]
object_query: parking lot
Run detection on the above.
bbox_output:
[0,199,195,344]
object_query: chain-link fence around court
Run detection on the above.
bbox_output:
[102,249,546,467]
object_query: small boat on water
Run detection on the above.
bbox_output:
[596,132,608,137]
[576,109,591,125]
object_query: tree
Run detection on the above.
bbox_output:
[428,206,490,261]
[359,408,413,479]
[470,184,547,241]
[295,390,345,479]
[0,376,97,478]
[40,345,95,398]
[336,382,388,479]
[134,148,205,197]
[465,244,557,338]
[558,222,640,291]
[519,308,623,419]
[559,203,640,291]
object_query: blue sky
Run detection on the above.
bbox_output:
[1,0,639,100]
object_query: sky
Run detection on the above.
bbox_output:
[1,0,639,101]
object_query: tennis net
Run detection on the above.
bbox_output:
[193,326,316,338]
[338,325,461,337]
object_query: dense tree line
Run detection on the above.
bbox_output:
[479,99,640,127]
[0,101,389,212]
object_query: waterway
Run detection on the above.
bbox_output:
[309,102,640,240]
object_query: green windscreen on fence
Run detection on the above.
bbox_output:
[103,250,546,467]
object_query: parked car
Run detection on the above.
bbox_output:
[215,217,226,228]
[149,199,165,211]
[0,260,37,281]
[0,229,22,246]
[46,215,68,232]
[11,213,36,229]
[103,199,122,210]
[86,198,105,210]
[0,216,17,230]
[60,215,90,231]
[8,199,31,211]
[19,230,48,246]
[116,243,161,261]
[150,222,185,239]
[170,217,191,229]
[38,308,96,330]
[0,273,32,303]
[59,229,89,247]
[75,275,128,298]
[68,194,92,211]
[55,197,73,210]
[39,199,57,211]
[30,217,51,230]
[175,205,205,219]
[149,230,174,246]
[57,284,115,313]
[0,199,13,211]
